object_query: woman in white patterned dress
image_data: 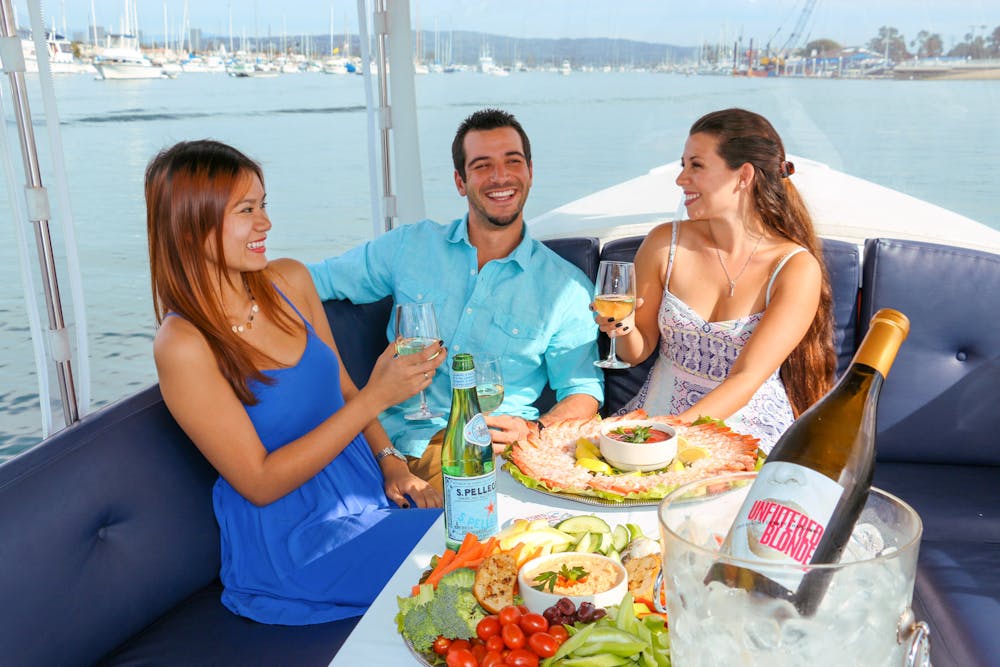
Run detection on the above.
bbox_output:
[597,108,836,452]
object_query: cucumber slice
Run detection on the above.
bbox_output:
[573,531,594,552]
[596,531,613,554]
[612,524,629,552]
[557,515,611,535]
[626,522,646,541]
[607,548,621,563]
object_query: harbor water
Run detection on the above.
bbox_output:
[1,71,998,456]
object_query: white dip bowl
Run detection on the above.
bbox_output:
[598,420,678,472]
[518,552,628,614]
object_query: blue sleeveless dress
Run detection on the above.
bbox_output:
[211,290,441,625]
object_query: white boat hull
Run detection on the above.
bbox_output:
[94,62,165,80]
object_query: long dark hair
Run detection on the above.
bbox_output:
[690,108,836,414]
[146,139,298,404]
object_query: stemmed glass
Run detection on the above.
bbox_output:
[395,302,442,420]
[593,261,636,369]
[474,356,504,415]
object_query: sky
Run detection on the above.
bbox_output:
[20,1,1000,50]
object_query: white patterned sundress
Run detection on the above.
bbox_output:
[622,222,806,454]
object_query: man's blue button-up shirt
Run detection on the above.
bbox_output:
[307,217,604,457]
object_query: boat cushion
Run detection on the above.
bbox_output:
[910,540,1000,667]
[861,238,1000,465]
[96,580,359,667]
[0,386,220,667]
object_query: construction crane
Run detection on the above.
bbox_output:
[779,0,820,54]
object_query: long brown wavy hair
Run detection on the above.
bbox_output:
[146,139,298,404]
[690,108,836,414]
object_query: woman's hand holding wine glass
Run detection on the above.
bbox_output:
[592,261,637,369]
[394,302,445,420]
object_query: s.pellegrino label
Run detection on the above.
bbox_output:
[723,461,843,590]
[441,354,498,550]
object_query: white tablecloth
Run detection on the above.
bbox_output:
[328,469,662,666]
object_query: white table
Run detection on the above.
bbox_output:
[328,469,662,666]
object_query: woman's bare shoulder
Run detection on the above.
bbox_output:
[153,314,213,370]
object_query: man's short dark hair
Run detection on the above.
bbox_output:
[451,108,531,181]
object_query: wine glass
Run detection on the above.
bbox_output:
[394,302,442,420]
[475,356,504,415]
[593,261,636,369]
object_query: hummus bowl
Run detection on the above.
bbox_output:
[598,420,678,472]
[518,552,628,614]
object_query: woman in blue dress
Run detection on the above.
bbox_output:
[146,140,445,625]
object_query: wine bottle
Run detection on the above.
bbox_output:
[441,353,498,550]
[707,308,910,615]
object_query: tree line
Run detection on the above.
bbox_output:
[805,25,1000,62]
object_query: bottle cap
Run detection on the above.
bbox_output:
[854,308,909,377]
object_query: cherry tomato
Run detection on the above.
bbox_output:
[501,622,526,650]
[446,648,477,667]
[485,635,505,653]
[481,650,505,667]
[504,648,539,667]
[498,605,523,627]
[549,625,569,645]
[518,613,548,636]
[432,636,452,656]
[448,639,472,655]
[471,644,488,663]
[527,632,559,658]
[477,615,502,640]
[517,604,529,615]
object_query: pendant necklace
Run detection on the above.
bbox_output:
[710,225,764,297]
[231,279,259,334]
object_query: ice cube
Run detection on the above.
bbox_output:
[841,522,884,562]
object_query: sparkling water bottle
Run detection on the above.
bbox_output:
[441,353,498,550]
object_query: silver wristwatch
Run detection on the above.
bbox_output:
[374,446,406,464]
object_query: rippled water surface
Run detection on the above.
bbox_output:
[1,71,997,457]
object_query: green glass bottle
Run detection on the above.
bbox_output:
[708,308,910,615]
[441,353,498,550]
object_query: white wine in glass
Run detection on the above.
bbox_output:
[395,302,442,420]
[474,356,504,415]
[594,261,636,369]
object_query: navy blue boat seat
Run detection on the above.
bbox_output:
[862,238,1000,667]
[0,385,371,666]
[596,234,861,415]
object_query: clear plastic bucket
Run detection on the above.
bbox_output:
[658,472,930,666]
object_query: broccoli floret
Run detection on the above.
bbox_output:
[396,584,437,651]
[428,583,486,641]
[394,573,487,653]
[437,567,476,589]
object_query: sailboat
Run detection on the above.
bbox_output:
[93,0,167,80]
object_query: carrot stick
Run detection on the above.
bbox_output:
[412,584,422,596]
[480,536,499,556]
[457,532,478,556]
[423,549,457,588]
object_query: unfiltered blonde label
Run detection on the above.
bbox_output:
[726,462,843,590]
[444,470,498,543]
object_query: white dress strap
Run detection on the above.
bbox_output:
[765,247,808,306]
[664,221,681,288]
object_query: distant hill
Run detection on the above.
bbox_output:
[164,29,696,67]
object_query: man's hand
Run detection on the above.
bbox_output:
[484,414,540,455]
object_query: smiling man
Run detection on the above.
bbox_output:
[308,108,603,487]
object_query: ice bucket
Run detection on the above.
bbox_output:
[658,472,930,666]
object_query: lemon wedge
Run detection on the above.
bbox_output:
[575,438,600,460]
[677,445,711,464]
[577,457,615,475]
